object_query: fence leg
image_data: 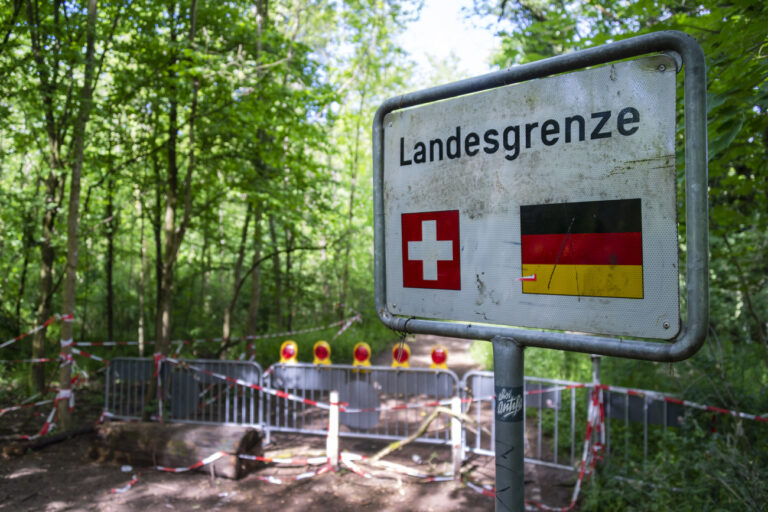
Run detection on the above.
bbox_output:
[451,396,462,479]
[327,390,339,470]
[492,336,525,512]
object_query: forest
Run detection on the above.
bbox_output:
[1,0,766,509]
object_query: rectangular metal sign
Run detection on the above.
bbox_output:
[381,55,679,340]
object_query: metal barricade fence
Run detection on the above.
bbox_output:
[164,359,263,426]
[105,357,699,476]
[460,370,589,472]
[600,386,686,477]
[105,357,155,421]
[263,363,460,446]
[106,358,264,426]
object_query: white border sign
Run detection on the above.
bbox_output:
[381,55,679,340]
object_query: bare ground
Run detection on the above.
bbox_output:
[0,335,579,511]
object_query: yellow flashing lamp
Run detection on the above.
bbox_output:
[313,340,332,365]
[430,345,448,369]
[391,343,411,368]
[279,340,298,364]
[352,342,371,367]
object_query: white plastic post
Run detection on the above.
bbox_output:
[451,396,462,478]
[327,390,340,470]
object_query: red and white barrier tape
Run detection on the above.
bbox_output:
[169,358,472,414]
[255,464,332,484]
[111,474,140,494]
[341,456,373,478]
[331,314,362,341]
[0,399,53,417]
[465,387,606,511]
[0,358,57,364]
[594,384,768,423]
[75,341,138,347]
[163,358,332,410]
[238,454,329,465]
[171,315,361,357]
[156,450,228,473]
[0,314,72,350]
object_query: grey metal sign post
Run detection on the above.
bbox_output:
[373,31,707,511]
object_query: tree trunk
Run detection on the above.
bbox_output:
[31,176,57,393]
[58,0,98,430]
[339,93,365,319]
[105,172,115,341]
[90,422,263,479]
[144,0,198,420]
[284,227,294,331]
[222,203,253,345]
[268,215,282,329]
[246,210,263,358]
[136,185,146,356]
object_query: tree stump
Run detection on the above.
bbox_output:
[90,422,263,479]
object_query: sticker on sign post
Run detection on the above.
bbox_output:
[495,386,524,423]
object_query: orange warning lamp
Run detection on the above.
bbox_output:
[391,343,411,368]
[352,342,371,367]
[313,340,331,365]
[430,345,448,369]
[279,340,298,364]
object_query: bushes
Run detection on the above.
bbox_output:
[582,418,768,511]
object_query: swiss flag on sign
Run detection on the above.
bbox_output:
[401,210,461,290]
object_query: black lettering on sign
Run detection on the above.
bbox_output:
[590,111,611,139]
[483,129,499,154]
[396,106,642,167]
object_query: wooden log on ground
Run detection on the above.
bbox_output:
[89,422,263,479]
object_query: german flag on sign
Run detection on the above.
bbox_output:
[520,199,643,299]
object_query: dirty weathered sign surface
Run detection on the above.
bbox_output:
[382,55,680,340]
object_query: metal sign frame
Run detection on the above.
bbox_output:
[373,31,708,363]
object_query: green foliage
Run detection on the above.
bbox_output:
[0,0,420,370]
[582,420,768,511]
[478,0,768,507]
[469,340,494,370]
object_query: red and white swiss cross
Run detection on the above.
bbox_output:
[401,210,461,290]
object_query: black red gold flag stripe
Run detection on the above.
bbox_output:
[520,199,643,299]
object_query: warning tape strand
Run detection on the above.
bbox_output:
[0,314,72,350]
[0,399,53,416]
[170,315,361,357]
[156,450,228,473]
[594,384,768,423]
[465,387,606,511]
[110,474,140,494]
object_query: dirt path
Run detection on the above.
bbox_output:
[1,338,579,511]
[0,431,575,512]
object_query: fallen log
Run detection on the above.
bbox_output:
[90,422,263,479]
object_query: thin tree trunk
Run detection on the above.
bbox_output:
[268,215,282,329]
[200,230,209,314]
[339,93,365,319]
[58,0,98,429]
[246,210,263,359]
[284,228,294,331]
[27,0,66,392]
[721,234,767,346]
[15,216,34,334]
[31,169,62,392]
[105,172,115,341]
[144,0,198,420]
[136,186,146,356]
[222,203,253,345]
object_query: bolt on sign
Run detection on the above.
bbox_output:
[381,55,679,340]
